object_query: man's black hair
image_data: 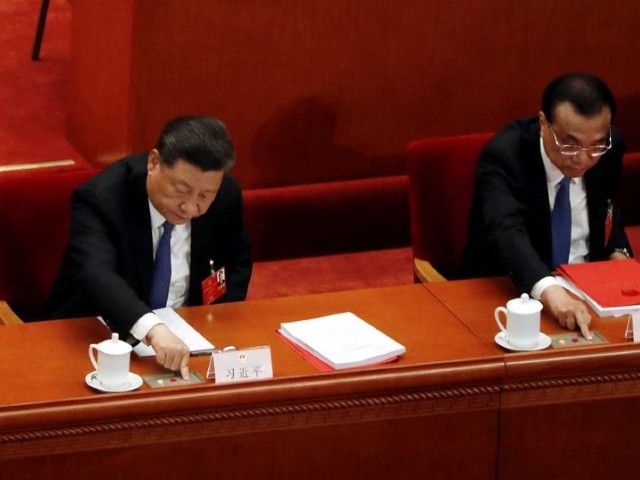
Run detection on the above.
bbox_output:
[156,116,235,171]
[542,72,616,123]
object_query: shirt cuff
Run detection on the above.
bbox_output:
[130,312,164,343]
[530,276,562,300]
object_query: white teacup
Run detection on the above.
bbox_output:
[89,333,132,389]
[494,293,542,349]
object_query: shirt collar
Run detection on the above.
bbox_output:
[148,199,166,230]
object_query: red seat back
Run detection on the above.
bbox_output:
[0,169,99,319]
[407,134,492,278]
[619,151,640,226]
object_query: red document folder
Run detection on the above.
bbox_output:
[558,259,640,308]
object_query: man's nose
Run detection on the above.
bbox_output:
[575,150,593,165]
[179,199,200,216]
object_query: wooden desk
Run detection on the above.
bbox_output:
[4,279,639,479]
[426,278,640,480]
[0,285,502,480]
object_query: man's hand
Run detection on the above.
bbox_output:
[540,285,593,340]
[609,251,629,261]
[145,324,190,380]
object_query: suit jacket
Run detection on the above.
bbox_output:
[42,154,252,339]
[461,117,630,293]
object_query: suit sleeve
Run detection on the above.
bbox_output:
[610,205,633,256]
[474,146,552,293]
[220,182,252,302]
[68,186,153,338]
[607,131,632,256]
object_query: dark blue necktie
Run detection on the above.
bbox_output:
[149,221,174,309]
[551,177,571,269]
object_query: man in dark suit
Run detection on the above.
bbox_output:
[43,116,252,379]
[462,73,631,339]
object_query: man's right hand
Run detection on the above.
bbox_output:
[145,324,191,380]
[540,284,593,340]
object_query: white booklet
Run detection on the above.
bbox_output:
[133,308,215,357]
[279,312,406,370]
[99,308,215,357]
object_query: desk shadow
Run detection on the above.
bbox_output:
[250,96,401,188]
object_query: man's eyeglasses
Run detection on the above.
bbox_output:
[548,124,612,157]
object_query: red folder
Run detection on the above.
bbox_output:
[558,259,640,308]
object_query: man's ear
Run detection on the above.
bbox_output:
[538,111,547,138]
[147,149,161,173]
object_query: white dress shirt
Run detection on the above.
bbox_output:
[531,138,590,299]
[129,201,192,342]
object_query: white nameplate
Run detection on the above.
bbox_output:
[207,346,273,384]
[625,311,640,342]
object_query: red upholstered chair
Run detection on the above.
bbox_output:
[244,175,413,299]
[407,133,493,282]
[244,176,410,261]
[0,169,98,324]
[619,152,640,227]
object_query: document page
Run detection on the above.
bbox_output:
[133,308,215,357]
[279,312,405,369]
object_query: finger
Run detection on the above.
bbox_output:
[156,349,166,365]
[163,356,173,370]
[557,315,567,328]
[577,313,593,341]
[180,357,190,381]
[168,352,181,371]
[579,321,593,340]
[562,312,576,330]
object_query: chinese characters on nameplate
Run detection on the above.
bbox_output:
[207,346,273,384]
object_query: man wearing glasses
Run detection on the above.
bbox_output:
[462,72,631,339]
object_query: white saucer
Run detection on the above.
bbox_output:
[494,332,551,352]
[85,371,143,393]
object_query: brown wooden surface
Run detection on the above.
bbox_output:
[4,279,639,479]
[426,278,640,480]
[0,285,501,480]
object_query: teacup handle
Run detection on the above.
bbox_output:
[89,344,99,370]
[494,307,508,333]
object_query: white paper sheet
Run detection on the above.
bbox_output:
[279,312,405,369]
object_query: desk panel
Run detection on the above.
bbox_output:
[426,278,640,480]
[0,285,502,479]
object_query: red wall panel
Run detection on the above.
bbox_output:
[68,0,640,188]
[68,0,134,165]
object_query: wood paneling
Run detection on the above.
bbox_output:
[68,1,640,188]
[3,280,640,477]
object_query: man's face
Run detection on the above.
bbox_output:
[539,102,612,178]
[146,149,223,225]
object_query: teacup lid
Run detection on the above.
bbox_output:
[97,333,132,355]
[507,293,543,314]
